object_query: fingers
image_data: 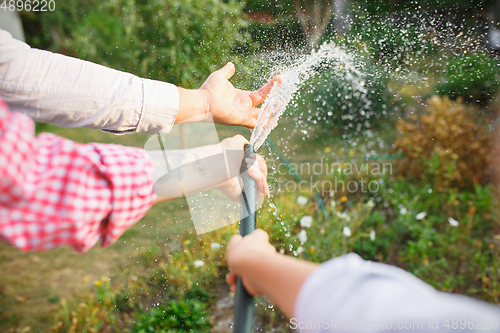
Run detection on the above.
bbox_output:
[252,228,270,242]
[232,134,249,147]
[226,273,237,293]
[243,117,257,130]
[226,273,237,284]
[246,155,269,201]
[219,62,235,80]
[246,158,259,179]
[247,155,268,181]
[251,107,261,120]
[249,75,282,107]
[227,234,242,255]
[220,135,249,153]
[256,154,268,178]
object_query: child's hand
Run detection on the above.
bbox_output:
[217,135,269,202]
[225,229,277,296]
[200,63,281,129]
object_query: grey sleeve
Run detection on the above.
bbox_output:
[0,29,179,134]
[293,253,500,333]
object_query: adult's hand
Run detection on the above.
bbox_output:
[176,63,281,128]
[216,135,269,202]
[152,135,268,204]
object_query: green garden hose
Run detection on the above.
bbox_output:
[233,144,257,333]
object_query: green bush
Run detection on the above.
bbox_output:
[131,299,211,333]
[23,0,250,88]
[347,18,436,65]
[375,177,499,299]
[245,18,306,51]
[436,53,500,105]
[352,0,496,14]
[258,192,379,263]
[243,0,294,16]
[395,95,491,192]
[314,56,392,132]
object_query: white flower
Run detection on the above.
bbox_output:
[331,200,336,210]
[399,206,408,215]
[448,217,459,227]
[343,226,352,237]
[210,242,222,250]
[194,260,205,268]
[366,200,375,209]
[300,215,313,228]
[298,230,308,244]
[336,211,351,221]
[370,230,376,241]
[296,246,304,254]
[297,196,308,206]
[415,212,427,220]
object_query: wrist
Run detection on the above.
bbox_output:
[176,87,210,123]
[198,88,210,116]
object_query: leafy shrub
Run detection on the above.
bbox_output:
[258,192,378,262]
[348,18,435,65]
[243,0,294,16]
[23,0,250,88]
[314,56,392,132]
[245,18,305,51]
[52,293,112,333]
[375,177,499,300]
[51,276,142,333]
[395,95,491,192]
[436,53,500,105]
[131,299,211,333]
[353,0,493,14]
[150,227,233,299]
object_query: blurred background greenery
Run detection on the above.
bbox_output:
[1,0,500,332]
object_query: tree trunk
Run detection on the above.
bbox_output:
[294,0,334,49]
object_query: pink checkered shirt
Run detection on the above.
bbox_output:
[0,98,156,252]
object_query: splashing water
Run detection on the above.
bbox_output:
[250,41,368,150]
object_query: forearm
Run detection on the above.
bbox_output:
[0,97,158,252]
[0,29,178,134]
[148,137,247,198]
[240,252,318,318]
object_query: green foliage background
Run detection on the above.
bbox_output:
[23,0,250,88]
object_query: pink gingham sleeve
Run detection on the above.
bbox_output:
[0,98,156,252]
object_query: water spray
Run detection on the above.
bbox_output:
[233,143,257,333]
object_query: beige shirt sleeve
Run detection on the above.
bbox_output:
[0,29,179,134]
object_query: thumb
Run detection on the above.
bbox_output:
[219,62,235,80]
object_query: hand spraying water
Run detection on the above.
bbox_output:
[250,70,300,150]
[250,42,368,150]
